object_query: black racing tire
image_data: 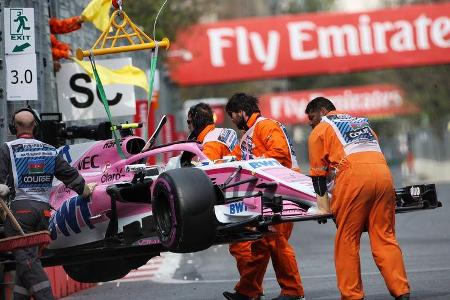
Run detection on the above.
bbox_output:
[63,256,150,283]
[152,168,217,253]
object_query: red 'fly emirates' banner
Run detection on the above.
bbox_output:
[258,84,419,125]
[168,3,450,86]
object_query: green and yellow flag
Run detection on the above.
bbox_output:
[73,58,149,93]
[81,0,111,32]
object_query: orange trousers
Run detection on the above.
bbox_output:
[229,223,304,298]
[332,159,410,300]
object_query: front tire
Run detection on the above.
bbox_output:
[152,168,217,253]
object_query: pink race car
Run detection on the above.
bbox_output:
[24,120,441,283]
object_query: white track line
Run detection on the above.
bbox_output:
[114,252,182,283]
[113,251,450,285]
[149,266,450,284]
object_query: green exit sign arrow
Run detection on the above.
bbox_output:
[12,42,31,53]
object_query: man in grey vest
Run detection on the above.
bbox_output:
[0,107,96,300]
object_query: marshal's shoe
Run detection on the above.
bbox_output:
[223,291,263,300]
[271,295,305,300]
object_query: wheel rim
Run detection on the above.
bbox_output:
[154,185,174,243]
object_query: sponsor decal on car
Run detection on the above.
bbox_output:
[101,168,124,183]
[229,201,248,214]
[49,195,94,240]
[410,186,421,197]
[249,159,281,169]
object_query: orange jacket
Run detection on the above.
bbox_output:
[49,17,82,34]
[49,17,82,60]
[198,124,234,161]
[229,114,304,298]
[309,111,409,299]
[51,34,71,59]
[232,113,299,170]
[308,110,385,177]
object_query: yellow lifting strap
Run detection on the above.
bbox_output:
[76,9,169,60]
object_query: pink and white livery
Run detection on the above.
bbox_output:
[35,119,440,283]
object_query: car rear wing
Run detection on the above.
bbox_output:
[263,184,442,225]
[395,183,442,213]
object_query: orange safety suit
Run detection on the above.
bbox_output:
[49,17,82,60]
[50,34,71,60]
[229,113,304,298]
[197,124,237,161]
[308,111,409,300]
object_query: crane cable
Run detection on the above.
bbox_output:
[88,52,126,159]
[146,0,168,139]
[87,0,168,157]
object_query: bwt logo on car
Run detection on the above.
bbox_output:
[229,201,248,214]
[249,160,281,169]
[49,195,95,240]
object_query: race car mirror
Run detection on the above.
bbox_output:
[125,164,147,174]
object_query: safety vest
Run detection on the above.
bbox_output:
[203,127,238,152]
[6,138,58,203]
[240,116,299,169]
[321,114,382,156]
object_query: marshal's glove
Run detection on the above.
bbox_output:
[81,182,97,198]
[0,184,10,197]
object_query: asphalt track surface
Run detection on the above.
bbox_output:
[63,183,450,300]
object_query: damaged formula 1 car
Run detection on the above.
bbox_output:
[0,117,443,283]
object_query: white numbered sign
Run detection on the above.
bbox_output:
[6,53,38,101]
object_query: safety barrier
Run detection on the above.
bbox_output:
[2,267,95,299]
[46,266,96,298]
[1,271,13,300]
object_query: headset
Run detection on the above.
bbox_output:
[9,107,41,136]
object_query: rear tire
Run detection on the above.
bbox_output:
[152,168,217,253]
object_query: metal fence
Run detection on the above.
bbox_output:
[412,120,450,162]
[1,0,54,143]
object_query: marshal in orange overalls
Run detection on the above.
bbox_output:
[229,113,304,299]
[197,124,237,161]
[49,16,82,60]
[308,111,410,299]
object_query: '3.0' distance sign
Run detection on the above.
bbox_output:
[6,53,38,101]
[56,57,136,121]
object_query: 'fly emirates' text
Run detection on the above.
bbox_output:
[207,14,450,71]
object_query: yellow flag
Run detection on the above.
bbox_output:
[81,0,111,32]
[73,59,149,93]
